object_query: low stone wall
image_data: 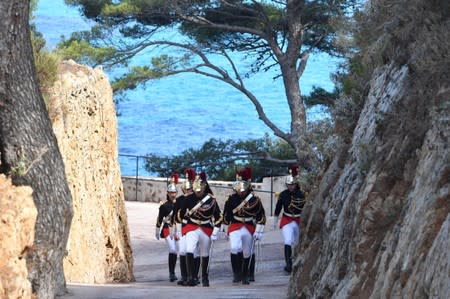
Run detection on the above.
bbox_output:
[121,176,288,216]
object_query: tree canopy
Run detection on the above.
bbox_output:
[60,0,360,179]
[144,135,297,180]
[144,118,335,183]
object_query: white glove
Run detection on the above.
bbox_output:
[211,226,220,241]
[175,223,182,240]
[219,224,228,240]
[272,216,279,229]
[253,232,263,241]
[219,231,227,240]
[254,224,264,240]
[169,226,175,239]
[155,227,160,240]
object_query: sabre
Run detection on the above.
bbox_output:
[248,237,256,269]
[207,240,214,274]
[255,239,262,272]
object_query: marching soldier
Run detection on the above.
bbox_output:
[172,168,199,286]
[180,171,222,287]
[273,165,306,273]
[155,173,179,282]
[222,167,266,284]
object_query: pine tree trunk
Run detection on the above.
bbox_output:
[0,1,73,298]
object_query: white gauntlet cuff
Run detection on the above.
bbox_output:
[212,226,220,236]
[255,224,265,234]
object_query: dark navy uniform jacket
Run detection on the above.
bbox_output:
[180,192,222,236]
[223,190,266,234]
[274,187,305,228]
[156,198,174,238]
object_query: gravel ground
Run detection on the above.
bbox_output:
[58,201,291,299]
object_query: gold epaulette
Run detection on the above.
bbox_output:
[159,200,164,205]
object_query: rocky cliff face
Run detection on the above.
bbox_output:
[289,1,449,298]
[47,60,134,283]
[0,175,37,299]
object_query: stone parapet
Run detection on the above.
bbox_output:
[122,176,288,215]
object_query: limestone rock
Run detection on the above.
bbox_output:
[290,1,449,298]
[47,60,134,283]
[0,175,37,299]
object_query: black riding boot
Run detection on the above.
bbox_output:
[231,253,242,283]
[241,257,250,285]
[201,257,210,287]
[284,245,292,273]
[194,256,200,285]
[177,255,187,285]
[186,253,196,286]
[248,253,255,281]
[168,253,178,282]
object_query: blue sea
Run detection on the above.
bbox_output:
[35,0,339,176]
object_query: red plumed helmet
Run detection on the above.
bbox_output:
[185,168,196,181]
[286,164,299,185]
[167,172,179,193]
[193,171,207,192]
[289,164,298,177]
[182,168,196,190]
[234,166,252,192]
[199,171,207,182]
[236,166,252,181]
[171,173,179,184]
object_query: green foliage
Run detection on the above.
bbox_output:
[30,0,38,15]
[30,25,59,99]
[57,37,116,66]
[143,119,338,181]
[9,154,29,177]
[29,1,59,99]
[325,7,377,137]
[101,1,140,17]
[111,54,189,92]
[143,135,297,181]
[303,86,339,108]
[306,119,338,165]
[62,0,359,82]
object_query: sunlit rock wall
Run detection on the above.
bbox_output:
[47,60,134,283]
[0,175,36,299]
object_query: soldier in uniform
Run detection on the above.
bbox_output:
[172,168,198,286]
[273,165,306,273]
[180,171,222,287]
[155,173,179,282]
[222,167,266,284]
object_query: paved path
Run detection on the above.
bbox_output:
[59,201,291,299]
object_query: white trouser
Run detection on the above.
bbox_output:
[165,236,178,254]
[178,235,200,257]
[178,235,187,255]
[282,220,300,246]
[229,226,253,258]
[186,228,211,257]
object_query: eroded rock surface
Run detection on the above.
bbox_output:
[47,60,134,283]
